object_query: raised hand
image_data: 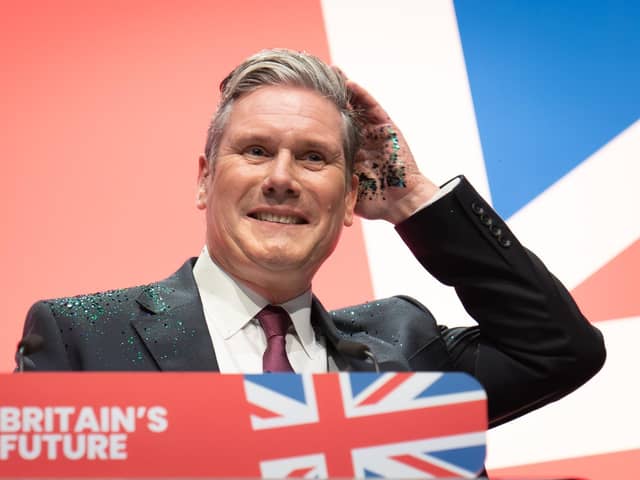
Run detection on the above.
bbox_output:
[346,79,439,224]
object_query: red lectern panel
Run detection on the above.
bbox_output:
[0,372,487,478]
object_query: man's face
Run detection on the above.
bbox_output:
[197,85,357,294]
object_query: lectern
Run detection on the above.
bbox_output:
[0,372,487,478]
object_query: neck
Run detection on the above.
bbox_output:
[238,277,310,305]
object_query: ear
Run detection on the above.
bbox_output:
[343,174,358,227]
[196,154,210,210]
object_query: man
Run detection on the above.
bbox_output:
[19,49,605,428]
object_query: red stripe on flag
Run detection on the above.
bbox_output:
[249,403,285,420]
[572,238,640,322]
[286,466,315,477]
[357,373,414,406]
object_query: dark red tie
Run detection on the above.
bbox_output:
[256,305,294,372]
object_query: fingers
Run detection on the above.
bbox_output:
[331,65,348,81]
[346,80,376,109]
[348,80,390,123]
[331,65,390,122]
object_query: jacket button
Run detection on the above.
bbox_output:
[480,214,493,226]
[471,202,484,215]
[489,225,502,237]
[499,237,512,248]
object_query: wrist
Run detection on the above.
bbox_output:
[387,177,440,225]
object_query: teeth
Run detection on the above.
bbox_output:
[254,212,304,224]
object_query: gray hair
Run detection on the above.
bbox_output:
[204,49,360,178]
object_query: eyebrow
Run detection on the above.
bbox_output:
[229,133,273,146]
[229,132,340,154]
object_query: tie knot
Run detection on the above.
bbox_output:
[256,305,291,338]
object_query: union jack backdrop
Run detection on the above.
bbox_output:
[2,1,638,478]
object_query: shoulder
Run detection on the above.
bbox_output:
[21,259,199,370]
[29,258,198,325]
[25,284,161,348]
[329,296,456,370]
[329,295,437,329]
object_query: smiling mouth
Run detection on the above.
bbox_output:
[249,212,308,225]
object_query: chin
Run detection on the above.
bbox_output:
[255,255,306,272]
[249,247,312,272]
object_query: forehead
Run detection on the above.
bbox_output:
[225,85,343,140]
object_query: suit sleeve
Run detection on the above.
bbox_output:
[18,301,73,371]
[395,176,606,427]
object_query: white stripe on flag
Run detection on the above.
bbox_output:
[321,0,489,325]
[507,119,640,289]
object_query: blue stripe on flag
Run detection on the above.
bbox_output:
[348,372,384,397]
[428,445,486,472]
[454,0,640,218]
[363,468,384,478]
[244,374,306,403]
[415,373,481,398]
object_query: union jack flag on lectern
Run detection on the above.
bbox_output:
[243,372,487,478]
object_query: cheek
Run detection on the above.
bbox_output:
[318,191,349,236]
[205,184,234,230]
[323,184,348,215]
[209,167,250,204]
[307,171,347,206]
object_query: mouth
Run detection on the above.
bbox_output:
[248,211,308,225]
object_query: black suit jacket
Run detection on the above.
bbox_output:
[20,177,605,427]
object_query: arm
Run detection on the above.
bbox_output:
[346,77,605,426]
[395,176,605,426]
[18,301,73,371]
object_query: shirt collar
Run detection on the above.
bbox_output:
[192,247,317,359]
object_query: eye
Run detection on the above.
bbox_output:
[245,146,268,157]
[303,152,325,163]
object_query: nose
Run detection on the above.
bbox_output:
[261,150,301,200]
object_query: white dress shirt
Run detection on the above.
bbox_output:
[192,248,328,373]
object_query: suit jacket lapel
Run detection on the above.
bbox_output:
[310,296,358,371]
[311,296,410,372]
[132,259,219,371]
